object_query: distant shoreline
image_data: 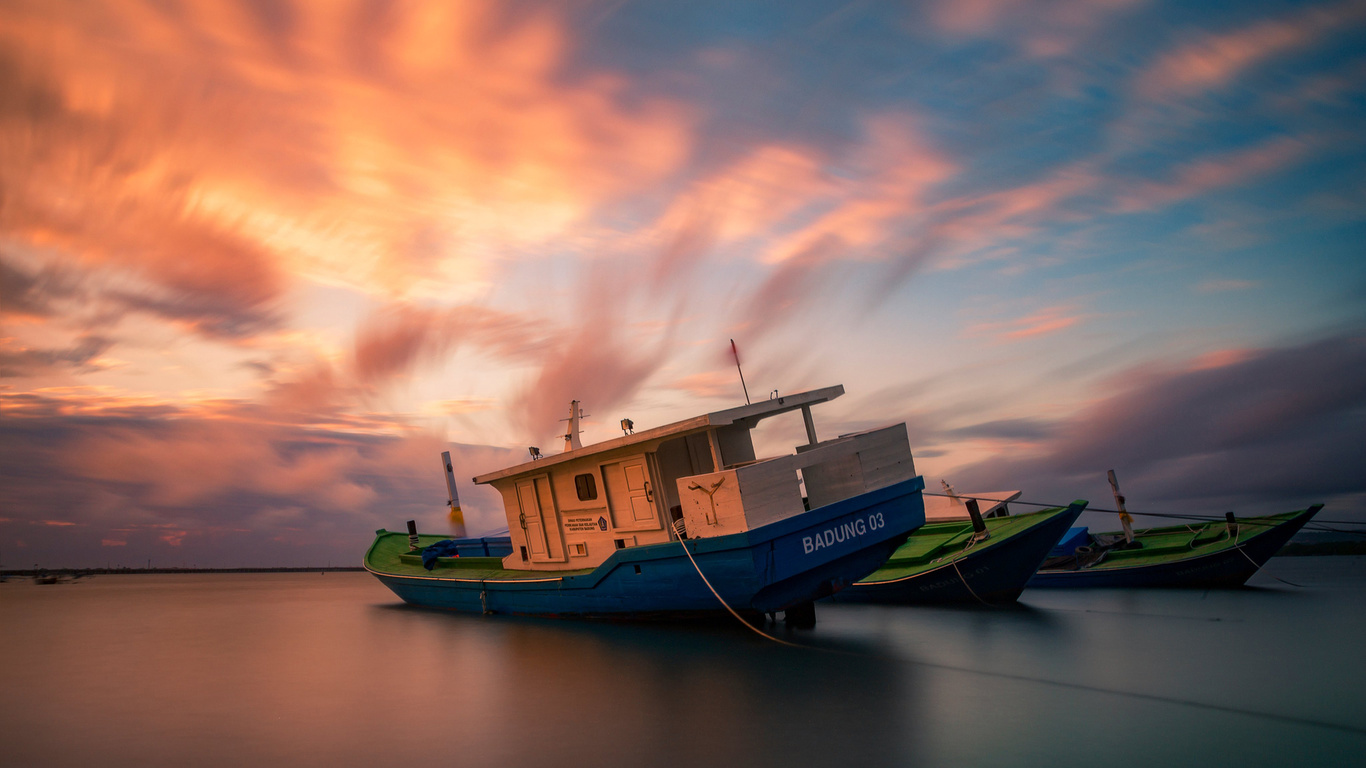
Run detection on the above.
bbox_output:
[1,567,365,577]
[1278,541,1366,557]
[4,548,1366,578]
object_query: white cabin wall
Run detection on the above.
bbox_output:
[498,455,675,571]
[853,423,917,490]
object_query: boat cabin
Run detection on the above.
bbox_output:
[472,385,918,572]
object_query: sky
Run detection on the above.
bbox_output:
[2,0,1364,568]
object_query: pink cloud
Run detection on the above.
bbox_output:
[965,305,1089,343]
[928,0,1143,56]
[1114,137,1306,212]
[1136,1,1366,100]
[351,304,554,387]
[1187,348,1256,371]
[762,116,957,265]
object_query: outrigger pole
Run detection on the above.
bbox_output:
[1107,469,1135,544]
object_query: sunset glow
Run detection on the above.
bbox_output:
[2,0,1363,567]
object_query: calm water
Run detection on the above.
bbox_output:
[2,558,1363,767]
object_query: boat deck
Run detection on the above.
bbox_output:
[365,532,595,581]
[1060,510,1304,571]
[860,506,1075,582]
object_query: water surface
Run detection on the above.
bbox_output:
[2,557,1363,767]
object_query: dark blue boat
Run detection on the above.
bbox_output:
[366,385,930,619]
[367,476,925,617]
[1028,505,1323,588]
[829,500,1086,605]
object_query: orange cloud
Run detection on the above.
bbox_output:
[0,0,696,329]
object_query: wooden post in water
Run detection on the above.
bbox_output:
[1107,470,1135,544]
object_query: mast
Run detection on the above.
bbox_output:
[562,400,585,452]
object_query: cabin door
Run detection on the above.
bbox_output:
[602,457,660,531]
[515,476,565,563]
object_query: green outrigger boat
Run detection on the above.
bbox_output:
[1029,505,1323,588]
[830,499,1088,605]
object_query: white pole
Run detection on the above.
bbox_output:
[441,451,467,538]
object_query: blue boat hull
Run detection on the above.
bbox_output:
[829,502,1084,605]
[369,476,926,618]
[1028,506,1320,589]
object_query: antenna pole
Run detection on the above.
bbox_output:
[731,339,750,405]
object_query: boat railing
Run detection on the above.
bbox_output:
[675,423,916,539]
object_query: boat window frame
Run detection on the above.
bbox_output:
[574,472,599,501]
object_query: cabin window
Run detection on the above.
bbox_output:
[574,473,598,501]
[569,542,587,557]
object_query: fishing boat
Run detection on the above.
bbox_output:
[830,488,1087,605]
[1029,471,1324,588]
[365,385,927,620]
[1029,507,1323,588]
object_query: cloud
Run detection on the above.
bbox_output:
[926,0,1144,57]
[1135,1,1366,100]
[352,304,555,386]
[1113,136,1308,212]
[0,0,695,346]
[0,252,82,320]
[964,305,1091,343]
[0,388,526,567]
[948,331,1366,514]
[0,335,114,378]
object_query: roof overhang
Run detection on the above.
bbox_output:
[471,385,845,485]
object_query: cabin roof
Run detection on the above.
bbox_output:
[471,384,845,485]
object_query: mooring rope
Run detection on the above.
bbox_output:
[1228,527,1305,587]
[676,539,803,647]
[951,557,993,606]
[923,492,1361,532]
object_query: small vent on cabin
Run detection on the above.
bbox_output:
[614,539,626,550]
